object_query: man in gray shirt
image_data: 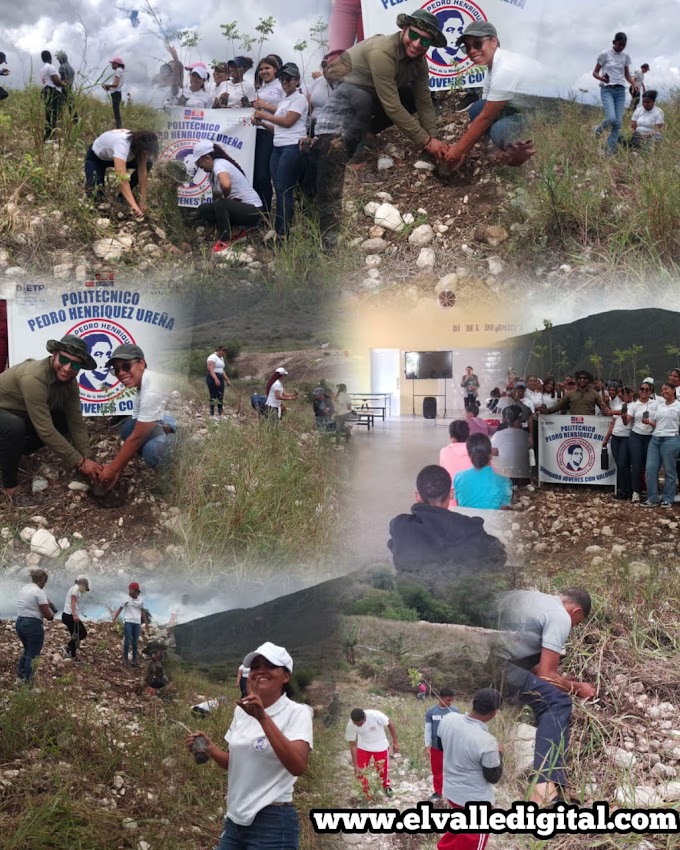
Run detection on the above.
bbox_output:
[437,688,503,850]
[496,588,595,806]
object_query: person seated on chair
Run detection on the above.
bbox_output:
[313,386,335,430]
[454,434,513,510]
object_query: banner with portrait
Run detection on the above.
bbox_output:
[538,415,615,486]
[360,0,545,92]
[8,280,185,416]
[159,108,257,208]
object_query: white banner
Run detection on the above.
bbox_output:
[159,108,257,208]
[8,280,184,417]
[538,415,615,486]
[361,0,545,91]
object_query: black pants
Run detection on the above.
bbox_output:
[195,197,262,242]
[42,86,65,140]
[206,374,226,415]
[85,147,151,199]
[111,91,122,128]
[239,675,248,697]
[62,612,87,657]
[0,408,69,488]
[253,130,275,213]
[0,86,8,102]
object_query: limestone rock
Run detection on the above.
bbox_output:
[360,238,388,254]
[415,247,435,269]
[408,224,434,247]
[373,203,404,233]
[413,160,435,172]
[65,549,92,572]
[30,529,61,559]
[377,156,394,171]
[474,224,509,248]
[363,202,380,217]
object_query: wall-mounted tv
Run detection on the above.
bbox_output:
[404,350,453,380]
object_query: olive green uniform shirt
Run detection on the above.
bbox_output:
[0,357,90,467]
[336,32,437,145]
[545,388,607,416]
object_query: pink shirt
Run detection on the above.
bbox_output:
[439,443,473,506]
[466,416,491,436]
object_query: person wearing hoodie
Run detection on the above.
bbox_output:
[56,51,78,123]
[387,464,507,592]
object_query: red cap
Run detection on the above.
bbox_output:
[128,582,140,591]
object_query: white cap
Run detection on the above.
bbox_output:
[275,367,288,375]
[642,376,654,385]
[190,66,209,80]
[243,642,293,672]
[192,140,215,160]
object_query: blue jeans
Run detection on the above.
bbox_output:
[610,435,632,497]
[254,130,275,213]
[646,435,680,503]
[270,144,302,236]
[596,85,626,153]
[468,99,526,150]
[16,617,45,683]
[505,665,571,787]
[119,415,176,470]
[123,621,141,663]
[628,431,652,495]
[218,807,300,850]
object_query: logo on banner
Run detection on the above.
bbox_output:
[68,320,136,407]
[159,139,210,200]
[184,108,205,120]
[556,439,595,478]
[423,0,487,78]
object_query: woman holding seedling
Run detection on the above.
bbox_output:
[185,642,313,850]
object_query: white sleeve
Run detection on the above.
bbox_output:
[225,706,244,743]
[136,374,165,423]
[284,704,314,749]
[486,59,522,102]
[345,719,358,742]
[35,587,49,606]
[111,136,132,161]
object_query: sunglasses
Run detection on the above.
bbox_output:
[639,386,651,391]
[407,29,434,50]
[459,36,492,55]
[57,352,83,374]
[111,360,137,375]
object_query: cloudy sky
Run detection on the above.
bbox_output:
[1,0,679,101]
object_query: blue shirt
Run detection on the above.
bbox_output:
[453,465,512,510]
[425,703,460,749]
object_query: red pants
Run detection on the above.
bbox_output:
[328,0,364,52]
[437,803,489,850]
[430,747,444,796]
[356,748,389,796]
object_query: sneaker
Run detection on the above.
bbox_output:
[593,125,602,137]
[212,229,248,253]
[631,492,640,503]
[674,495,680,504]
[640,500,658,507]
[661,501,673,508]
[456,91,480,113]
[428,792,443,801]
[384,788,394,798]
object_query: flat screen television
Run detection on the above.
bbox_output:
[404,350,453,380]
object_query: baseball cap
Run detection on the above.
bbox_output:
[128,581,141,591]
[456,21,498,46]
[275,367,288,375]
[110,56,125,65]
[514,381,527,389]
[277,63,301,80]
[192,140,215,160]
[472,687,503,714]
[76,576,90,591]
[243,641,293,672]
[106,344,145,367]
[190,66,209,80]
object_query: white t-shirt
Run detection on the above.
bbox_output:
[628,399,657,435]
[491,427,530,479]
[119,594,145,623]
[612,409,633,438]
[132,369,168,423]
[210,159,263,207]
[483,48,537,109]
[110,68,125,93]
[212,80,229,105]
[273,92,309,147]
[207,352,226,376]
[225,78,256,107]
[93,129,134,162]
[224,695,313,826]
[266,378,284,409]
[17,583,49,619]
[178,88,214,109]
[345,709,390,753]
[524,388,543,409]
[64,584,84,618]
[597,47,632,87]
[540,392,557,408]
[652,400,680,437]
[631,104,664,136]
[255,79,285,132]
[40,63,60,88]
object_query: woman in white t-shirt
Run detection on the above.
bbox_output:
[265,367,298,420]
[212,62,231,108]
[603,386,634,499]
[111,581,148,667]
[186,642,313,850]
[224,57,256,108]
[630,90,664,146]
[39,49,65,141]
[206,345,232,418]
[192,140,263,252]
[61,576,90,661]
[643,383,680,507]
[251,56,284,213]
[253,63,309,237]
[103,57,125,128]
[15,568,56,684]
[622,381,656,502]
[177,67,214,109]
[84,128,159,218]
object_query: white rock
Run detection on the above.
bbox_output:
[95,218,111,229]
[408,224,434,247]
[53,264,73,280]
[377,156,394,171]
[606,746,637,769]
[365,255,382,267]
[510,723,537,772]
[92,238,132,261]
[373,203,405,233]
[360,238,388,253]
[436,273,458,293]
[487,256,504,276]
[5,267,26,277]
[138,842,151,850]
[154,227,166,240]
[75,264,88,282]
[32,477,49,493]
[29,516,48,527]
[363,202,380,217]
[20,527,38,544]
[58,538,70,550]
[367,225,385,239]
[659,781,680,802]
[68,481,89,491]
[374,192,393,202]
[416,247,435,269]
[413,160,435,172]
[402,213,415,225]
[614,786,661,807]
[0,248,9,265]
[30,529,61,559]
